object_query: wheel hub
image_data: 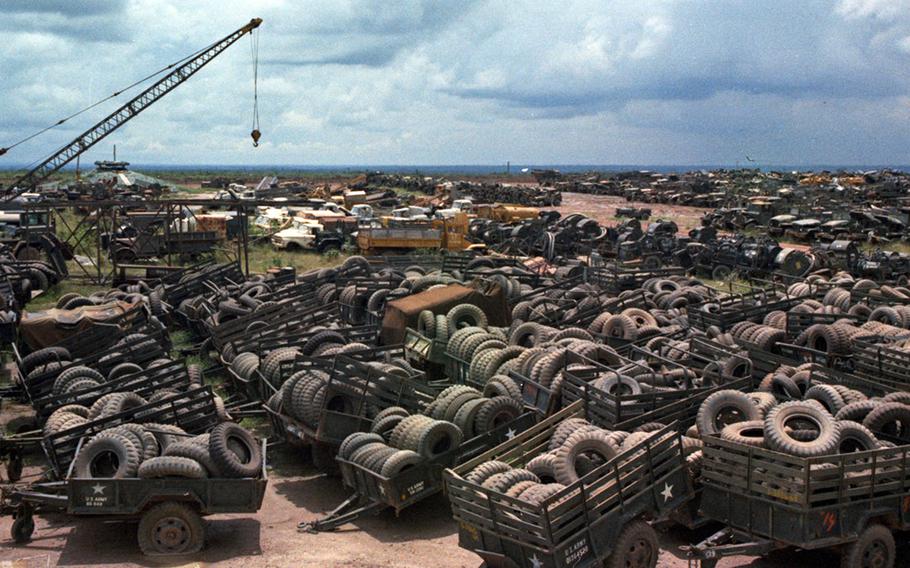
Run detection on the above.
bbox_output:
[627,538,654,568]
[863,540,887,568]
[155,517,190,551]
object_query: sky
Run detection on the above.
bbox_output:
[1,0,909,168]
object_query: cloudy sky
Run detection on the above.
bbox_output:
[1,0,909,167]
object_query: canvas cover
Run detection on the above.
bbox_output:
[380,281,510,345]
[20,300,141,350]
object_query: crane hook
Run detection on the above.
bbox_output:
[251,129,261,147]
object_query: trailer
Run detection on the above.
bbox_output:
[687,436,910,568]
[2,439,267,556]
[444,401,695,568]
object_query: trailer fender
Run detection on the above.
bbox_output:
[137,490,204,514]
[836,506,900,540]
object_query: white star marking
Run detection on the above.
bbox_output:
[529,554,543,568]
[378,484,385,496]
[505,428,517,440]
[660,483,674,502]
[91,483,106,495]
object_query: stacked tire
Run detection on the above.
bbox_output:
[72,421,262,480]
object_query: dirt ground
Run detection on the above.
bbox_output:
[555,193,711,234]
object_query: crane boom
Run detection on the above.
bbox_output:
[5,17,262,197]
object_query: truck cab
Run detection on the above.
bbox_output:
[271,218,345,252]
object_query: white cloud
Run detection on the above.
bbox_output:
[0,0,908,168]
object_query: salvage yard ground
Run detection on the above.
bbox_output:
[1,178,904,567]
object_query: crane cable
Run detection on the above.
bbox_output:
[0,37,222,158]
[250,29,261,147]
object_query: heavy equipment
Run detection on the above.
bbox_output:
[1,18,263,199]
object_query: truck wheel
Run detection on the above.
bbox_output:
[138,502,204,556]
[113,248,137,263]
[11,513,34,544]
[606,519,658,568]
[841,524,894,568]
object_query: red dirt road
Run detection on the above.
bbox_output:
[556,193,711,234]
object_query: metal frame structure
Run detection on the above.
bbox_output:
[21,197,328,285]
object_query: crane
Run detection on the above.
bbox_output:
[2,17,262,198]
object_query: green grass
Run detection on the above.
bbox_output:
[704,277,753,294]
[860,241,910,254]
[28,281,106,311]
[243,243,349,274]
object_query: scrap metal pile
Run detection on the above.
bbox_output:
[451,180,562,206]
[544,167,910,244]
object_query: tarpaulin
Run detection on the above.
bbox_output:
[20,300,142,350]
[380,282,510,345]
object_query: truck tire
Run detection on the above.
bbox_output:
[483,374,522,401]
[474,396,523,434]
[605,519,659,568]
[517,482,565,505]
[101,392,148,418]
[418,310,436,337]
[138,456,208,479]
[142,423,187,454]
[554,430,618,485]
[208,423,261,478]
[548,418,593,451]
[54,293,83,309]
[74,435,141,479]
[720,420,765,447]
[452,398,487,439]
[379,449,423,477]
[863,402,910,443]
[447,304,487,332]
[108,362,143,382]
[339,432,384,460]
[389,415,432,450]
[416,420,463,459]
[464,460,511,485]
[164,441,221,477]
[764,401,841,457]
[370,412,405,439]
[482,469,539,494]
[696,390,761,437]
[840,524,894,568]
[837,421,880,453]
[137,501,205,556]
[20,346,71,375]
[526,453,558,483]
[805,384,846,415]
[52,366,105,396]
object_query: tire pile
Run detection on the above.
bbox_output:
[71,421,263,480]
[446,315,611,394]
[340,411,463,477]
[694,371,899,460]
[453,181,562,207]
[182,276,277,330]
[337,382,527,477]
[55,282,167,316]
[461,417,699,505]
[267,358,417,430]
[20,332,169,391]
